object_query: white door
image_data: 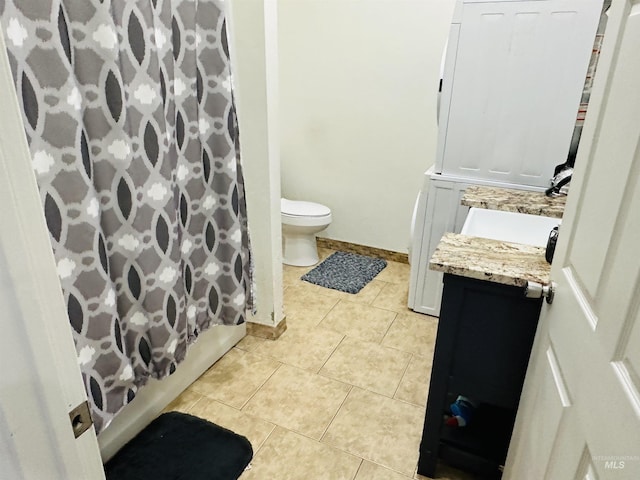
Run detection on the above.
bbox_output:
[505,2,640,478]
[0,28,105,479]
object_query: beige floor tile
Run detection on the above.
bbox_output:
[188,396,275,452]
[375,261,411,285]
[189,349,280,409]
[319,300,396,343]
[320,337,411,397]
[355,461,412,479]
[382,313,438,358]
[346,279,386,305]
[284,285,340,327]
[235,334,268,353]
[372,282,412,314]
[162,389,203,413]
[282,264,312,288]
[289,277,348,299]
[323,388,424,477]
[395,355,432,407]
[242,365,351,440]
[240,427,361,480]
[253,324,344,372]
[317,247,336,260]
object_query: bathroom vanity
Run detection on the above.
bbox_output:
[417,187,563,478]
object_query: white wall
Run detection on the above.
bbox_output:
[229,0,284,327]
[279,0,456,253]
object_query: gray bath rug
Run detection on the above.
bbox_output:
[301,251,387,294]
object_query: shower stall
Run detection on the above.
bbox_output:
[0,0,277,466]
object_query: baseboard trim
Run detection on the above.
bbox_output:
[317,238,409,264]
[247,317,287,340]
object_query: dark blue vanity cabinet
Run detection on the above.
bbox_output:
[417,274,543,479]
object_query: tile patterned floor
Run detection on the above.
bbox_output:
[165,248,473,480]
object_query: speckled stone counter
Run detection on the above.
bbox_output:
[461,185,565,218]
[429,233,550,287]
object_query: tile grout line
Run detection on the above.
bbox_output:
[369,279,391,305]
[317,332,347,373]
[380,311,399,344]
[350,459,365,480]
[392,352,415,401]
[179,387,280,468]
[319,384,354,443]
[320,296,343,322]
[244,423,279,468]
[315,331,418,402]
[258,423,365,477]
[239,360,285,411]
[312,295,349,372]
[317,384,423,480]
[182,394,205,415]
[251,422,277,459]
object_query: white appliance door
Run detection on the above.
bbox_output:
[408,172,471,316]
[436,0,602,187]
[505,2,640,477]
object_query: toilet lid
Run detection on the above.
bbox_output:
[281,198,331,217]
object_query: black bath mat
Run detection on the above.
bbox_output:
[301,251,387,294]
[104,412,252,480]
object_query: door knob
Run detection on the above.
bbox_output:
[525,281,556,304]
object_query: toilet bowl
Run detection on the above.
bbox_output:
[281,198,332,266]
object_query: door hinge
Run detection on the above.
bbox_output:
[68,401,93,439]
[524,281,556,304]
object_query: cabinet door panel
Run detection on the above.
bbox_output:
[445,277,542,407]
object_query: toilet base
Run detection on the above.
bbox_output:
[282,233,320,267]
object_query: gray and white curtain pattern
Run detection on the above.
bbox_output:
[1,0,253,432]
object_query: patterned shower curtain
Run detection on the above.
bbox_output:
[1,0,253,433]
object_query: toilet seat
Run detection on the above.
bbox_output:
[281,198,330,217]
[280,198,332,266]
[281,198,331,227]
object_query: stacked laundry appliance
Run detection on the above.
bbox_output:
[409,0,606,316]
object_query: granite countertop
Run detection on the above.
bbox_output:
[462,185,565,218]
[430,233,551,287]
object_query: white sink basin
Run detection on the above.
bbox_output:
[461,208,560,247]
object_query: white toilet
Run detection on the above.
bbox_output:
[281,198,332,266]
